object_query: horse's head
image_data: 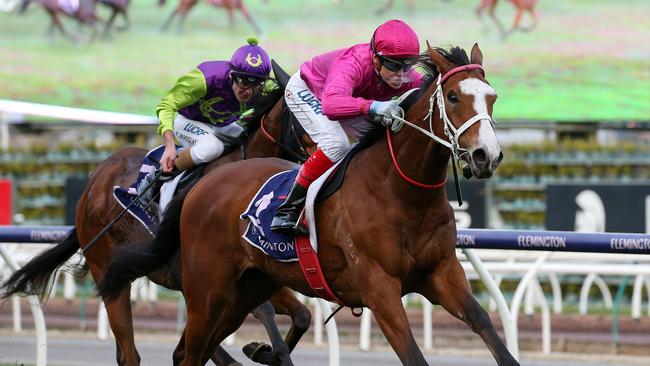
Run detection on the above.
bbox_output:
[426,43,503,179]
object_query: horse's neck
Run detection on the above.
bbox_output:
[353,115,451,218]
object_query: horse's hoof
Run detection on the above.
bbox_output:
[242,341,273,362]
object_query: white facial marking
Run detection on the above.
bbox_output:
[459,78,500,155]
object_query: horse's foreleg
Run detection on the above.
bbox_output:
[47,11,71,40]
[487,5,507,37]
[423,258,519,366]
[226,7,235,30]
[360,271,427,365]
[510,8,524,32]
[177,9,191,33]
[238,7,262,36]
[161,9,177,31]
[518,8,538,32]
[117,10,130,31]
[103,9,119,39]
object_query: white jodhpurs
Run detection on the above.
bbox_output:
[172,114,245,164]
[285,72,371,162]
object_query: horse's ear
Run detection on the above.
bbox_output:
[426,40,454,75]
[470,43,483,66]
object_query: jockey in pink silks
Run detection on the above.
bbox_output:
[271,19,423,234]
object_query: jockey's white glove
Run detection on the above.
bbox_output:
[370,100,400,127]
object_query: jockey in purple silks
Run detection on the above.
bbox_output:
[270,19,424,234]
[156,38,272,174]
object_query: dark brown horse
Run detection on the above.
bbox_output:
[2,83,314,366]
[19,0,130,40]
[98,44,518,366]
[159,0,266,35]
[476,0,539,38]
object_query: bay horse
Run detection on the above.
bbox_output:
[98,43,518,366]
[159,0,266,35]
[476,0,539,38]
[1,79,314,366]
[18,0,130,40]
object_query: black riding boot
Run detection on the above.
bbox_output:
[270,182,308,234]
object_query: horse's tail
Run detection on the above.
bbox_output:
[1,228,80,300]
[97,182,192,303]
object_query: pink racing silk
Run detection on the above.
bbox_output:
[299,44,422,120]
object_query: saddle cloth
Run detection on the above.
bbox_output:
[112,145,184,235]
[240,161,341,262]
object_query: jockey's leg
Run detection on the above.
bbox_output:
[172,114,236,171]
[270,148,334,233]
[270,72,349,234]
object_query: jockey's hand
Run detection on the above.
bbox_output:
[160,145,177,174]
[370,100,400,127]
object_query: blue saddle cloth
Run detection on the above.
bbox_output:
[240,169,300,262]
[112,145,175,235]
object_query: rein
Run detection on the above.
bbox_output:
[386,127,447,189]
[259,114,308,163]
[389,63,495,199]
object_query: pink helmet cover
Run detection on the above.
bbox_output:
[372,19,420,58]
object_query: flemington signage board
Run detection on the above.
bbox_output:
[546,184,650,233]
[63,177,488,228]
[446,180,486,229]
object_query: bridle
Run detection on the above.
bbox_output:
[388,62,497,195]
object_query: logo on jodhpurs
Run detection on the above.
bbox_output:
[183,123,209,136]
[297,89,324,115]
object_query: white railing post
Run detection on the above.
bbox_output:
[510,251,550,352]
[359,308,372,351]
[547,273,563,315]
[632,274,645,319]
[313,300,323,345]
[317,299,340,366]
[463,248,519,359]
[422,296,433,350]
[0,245,47,366]
[63,271,76,300]
[12,295,22,332]
[97,301,110,340]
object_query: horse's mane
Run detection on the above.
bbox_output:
[350,46,470,155]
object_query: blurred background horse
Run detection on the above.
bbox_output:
[476,0,538,38]
[18,0,130,40]
[158,0,267,35]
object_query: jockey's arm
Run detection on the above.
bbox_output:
[155,68,208,136]
[320,56,373,120]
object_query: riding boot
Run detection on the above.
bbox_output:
[270,181,308,234]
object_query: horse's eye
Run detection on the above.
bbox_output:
[447,93,459,104]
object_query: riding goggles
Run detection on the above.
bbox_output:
[379,55,417,73]
[232,74,265,89]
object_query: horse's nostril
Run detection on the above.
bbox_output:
[472,148,488,165]
[497,151,504,165]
